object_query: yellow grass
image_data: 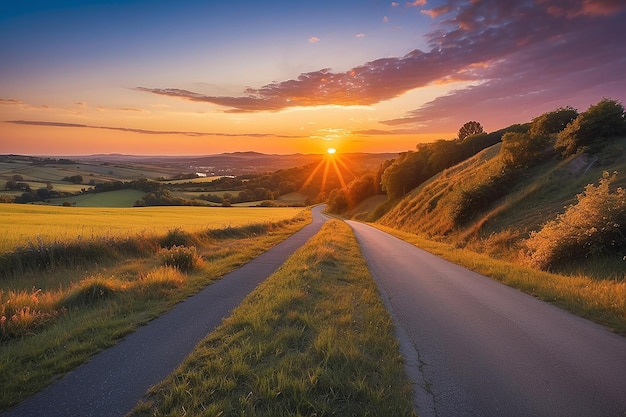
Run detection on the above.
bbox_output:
[0,204,303,253]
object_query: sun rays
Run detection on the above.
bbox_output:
[300,149,353,197]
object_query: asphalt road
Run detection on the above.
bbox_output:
[347,220,626,417]
[3,206,328,417]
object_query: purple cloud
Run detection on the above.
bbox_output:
[384,0,626,129]
[136,0,626,130]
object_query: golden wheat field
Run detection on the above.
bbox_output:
[0,204,303,253]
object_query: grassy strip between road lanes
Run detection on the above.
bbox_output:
[130,220,417,417]
[374,224,626,336]
[0,211,311,411]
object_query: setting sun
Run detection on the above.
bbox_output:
[327,147,336,155]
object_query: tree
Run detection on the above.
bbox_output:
[36,187,51,200]
[381,150,430,200]
[346,174,377,207]
[457,121,484,141]
[529,106,578,137]
[327,188,348,213]
[555,98,626,157]
[63,174,83,184]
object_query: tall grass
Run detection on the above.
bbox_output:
[0,235,158,278]
[130,220,416,417]
[0,288,59,340]
[0,210,311,410]
[158,246,203,272]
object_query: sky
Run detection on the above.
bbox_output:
[1,0,625,156]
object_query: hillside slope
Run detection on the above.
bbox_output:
[378,136,626,263]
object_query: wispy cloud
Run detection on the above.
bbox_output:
[308,36,320,43]
[0,98,22,105]
[420,5,451,18]
[2,97,147,114]
[406,0,427,7]
[137,0,626,128]
[0,97,50,110]
[355,33,366,38]
[6,120,306,139]
[353,128,421,136]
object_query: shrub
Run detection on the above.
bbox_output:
[160,228,191,248]
[59,276,122,308]
[158,245,203,272]
[450,168,518,226]
[524,172,626,270]
[138,266,185,297]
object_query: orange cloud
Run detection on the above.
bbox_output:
[539,0,625,17]
[578,0,625,16]
[308,36,320,43]
[407,0,427,7]
[420,5,452,18]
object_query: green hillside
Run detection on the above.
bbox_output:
[375,99,626,276]
[381,139,624,239]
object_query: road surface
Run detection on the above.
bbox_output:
[347,220,626,417]
[3,206,328,417]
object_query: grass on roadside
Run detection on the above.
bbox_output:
[0,212,310,411]
[374,224,626,335]
[130,220,417,417]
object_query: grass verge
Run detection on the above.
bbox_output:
[130,220,416,417]
[0,212,310,411]
[374,224,626,335]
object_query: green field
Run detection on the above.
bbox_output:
[49,189,146,207]
[0,204,304,253]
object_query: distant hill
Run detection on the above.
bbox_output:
[0,151,397,207]
[70,152,398,176]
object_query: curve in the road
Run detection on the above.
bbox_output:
[347,220,626,417]
[3,206,328,417]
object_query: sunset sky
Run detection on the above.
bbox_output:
[1,0,625,156]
